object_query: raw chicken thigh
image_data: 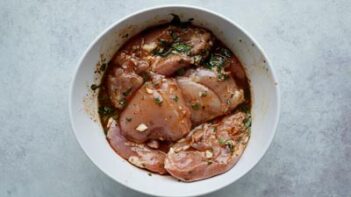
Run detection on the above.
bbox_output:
[176,77,222,124]
[164,112,250,181]
[119,74,192,143]
[186,68,244,113]
[107,119,167,174]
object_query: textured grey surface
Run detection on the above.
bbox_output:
[1,0,351,196]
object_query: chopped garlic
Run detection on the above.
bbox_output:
[136,123,148,132]
[233,90,244,102]
[205,150,213,158]
[145,87,153,94]
[174,145,191,153]
[132,45,139,50]
[147,140,159,149]
[128,156,144,168]
[142,42,157,52]
[106,117,114,129]
[190,58,195,64]
[169,147,175,154]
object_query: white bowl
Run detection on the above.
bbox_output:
[69,5,280,197]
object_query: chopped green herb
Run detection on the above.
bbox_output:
[153,35,192,57]
[217,72,229,81]
[148,172,152,176]
[98,106,115,116]
[172,95,179,102]
[191,103,201,110]
[154,97,163,106]
[218,138,226,145]
[153,40,191,57]
[225,140,235,152]
[152,47,173,57]
[244,113,252,128]
[172,43,191,53]
[171,32,180,42]
[90,84,100,91]
[122,88,132,97]
[218,138,235,152]
[220,48,233,58]
[206,54,225,68]
[193,55,202,65]
[126,117,132,122]
[152,48,164,56]
[207,160,213,165]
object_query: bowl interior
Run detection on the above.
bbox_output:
[70,5,279,197]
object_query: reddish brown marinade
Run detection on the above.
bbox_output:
[95,15,251,182]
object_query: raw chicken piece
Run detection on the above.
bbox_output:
[119,74,191,143]
[114,53,150,74]
[112,25,214,76]
[148,26,214,74]
[111,26,171,74]
[176,77,222,124]
[151,54,192,76]
[187,68,245,112]
[107,119,167,174]
[182,27,214,55]
[107,67,143,109]
[164,112,250,182]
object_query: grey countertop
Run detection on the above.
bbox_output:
[1,1,350,196]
